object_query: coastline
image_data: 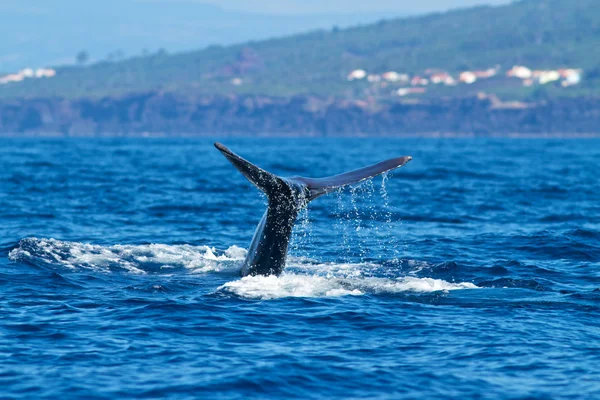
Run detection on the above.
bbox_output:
[2,92,600,137]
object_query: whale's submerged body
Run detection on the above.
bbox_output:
[215,142,412,276]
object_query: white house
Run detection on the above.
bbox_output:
[459,71,477,84]
[507,66,532,79]
[347,69,367,81]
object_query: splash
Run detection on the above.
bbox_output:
[290,198,314,258]
[9,238,477,300]
[9,238,246,274]
[331,174,403,263]
[335,187,353,261]
[220,255,477,300]
[219,273,477,300]
[220,274,362,299]
[379,171,403,260]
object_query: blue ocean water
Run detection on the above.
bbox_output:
[1,137,599,399]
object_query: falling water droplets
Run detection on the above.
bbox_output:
[291,174,406,269]
[292,203,313,259]
[290,187,314,260]
[380,172,394,258]
[335,187,353,262]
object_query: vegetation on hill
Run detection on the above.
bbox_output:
[1,0,599,100]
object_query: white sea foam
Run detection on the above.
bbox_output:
[220,274,362,299]
[288,258,378,277]
[10,238,478,299]
[219,274,477,300]
[9,238,246,274]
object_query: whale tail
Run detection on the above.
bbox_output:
[214,142,412,201]
[215,142,412,277]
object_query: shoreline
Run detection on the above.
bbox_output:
[3,132,600,139]
[2,93,600,137]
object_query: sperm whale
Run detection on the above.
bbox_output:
[215,142,411,276]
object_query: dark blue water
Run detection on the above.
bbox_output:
[1,138,600,399]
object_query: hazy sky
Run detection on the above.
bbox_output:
[200,0,512,14]
[0,0,515,71]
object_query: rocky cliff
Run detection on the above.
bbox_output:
[1,92,599,136]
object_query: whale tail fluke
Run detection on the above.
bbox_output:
[215,142,412,277]
[214,142,288,197]
[295,156,412,200]
[215,142,412,202]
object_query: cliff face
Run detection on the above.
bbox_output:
[1,92,600,136]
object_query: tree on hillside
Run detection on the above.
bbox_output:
[76,50,89,65]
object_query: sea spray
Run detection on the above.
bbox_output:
[379,171,404,262]
[334,186,353,262]
[9,238,246,274]
[219,273,477,300]
[290,198,314,261]
[331,175,404,266]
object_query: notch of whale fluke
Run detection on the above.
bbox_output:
[215,142,411,276]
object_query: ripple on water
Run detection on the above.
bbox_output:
[2,138,600,398]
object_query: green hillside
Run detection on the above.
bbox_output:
[2,0,599,99]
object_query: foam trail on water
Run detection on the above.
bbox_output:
[10,238,478,300]
[9,238,246,274]
[220,274,362,299]
[219,274,477,300]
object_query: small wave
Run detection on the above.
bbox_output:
[477,278,548,291]
[219,274,477,300]
[566,228,600,242]
[9,238,246,274]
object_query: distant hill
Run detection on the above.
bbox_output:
[0,0,401,72]
[1,0,599,100]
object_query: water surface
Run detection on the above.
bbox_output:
[1,138,600,398]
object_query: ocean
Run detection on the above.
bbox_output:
[1,137,599,399]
